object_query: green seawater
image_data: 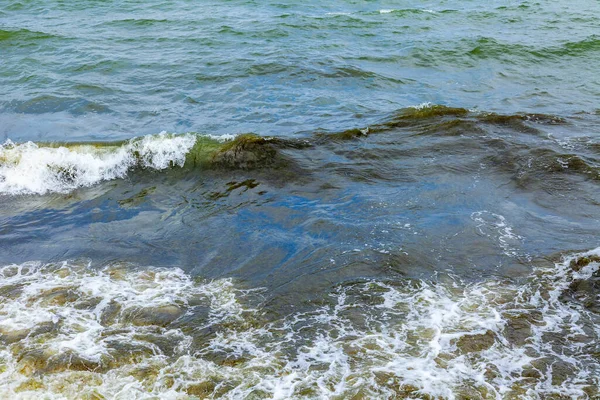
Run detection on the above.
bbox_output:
[1,1,600,399]
[1,0,599,140]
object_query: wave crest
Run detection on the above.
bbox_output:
[0,132,212,195]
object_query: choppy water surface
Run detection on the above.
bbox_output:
[1,0,600,399]
[1,0,599,140]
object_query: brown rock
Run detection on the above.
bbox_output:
[455,330,496,353]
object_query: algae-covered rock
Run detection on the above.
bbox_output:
[207,179,260,200]
[14,378,45,392]
[211,134,280,169]
[455,330,495,353]
[118,186,156,207]
[0,283,25,299]
[528,358,574,386]
[104,340,158,366]
[329,128,369,140]
[126,304,183,327]
[373,105,471,131]
[566,277,600,314]
[35,287,80,306]
[398,105,469,120]
[503,314,533,346]
[569,255,600,272]
[17,349,53,375]
[45,352,106,373]
[48,371,104,395]
[186,380,217,397]
[99,300,122,326]
[80,391,106,400]
[562,254,600,313]
[0,327,30,345]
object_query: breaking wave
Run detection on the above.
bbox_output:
[0,132,234,195]
[2,104,596,197]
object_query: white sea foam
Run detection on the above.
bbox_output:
[0,249,599,399]
[0,132,235,195]
[410,102,433,110]
[471,211,524,257]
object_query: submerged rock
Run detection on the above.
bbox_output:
[126,304,183,327]
[569,254,600,272]
[99,300,122,326]
[562,254,600,313]
[36,287,80,306]
[0,327,30,345]
[211,134,280,169]
[186,381,217,397]
[503,314,535,346]
[0,321,57,345]
[528,358,574,386]
[46,352,105,373]
[17,349,53,375]
[14,378,45,393]
[455,330,495,353]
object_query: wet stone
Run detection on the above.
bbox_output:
[104,340,158,365]
[549,360,575,386]
[504,315,533,346]
[99,301,122,326]
[130,333,181,356]
[348,388,372,400]
[565,274,600,313]
[521,365,542,379]
[529,358,575,386]
[49,371,104,394]
[583,385,599,398]
[0,327,30,344]
[484,364,500,380]
[1,265,21,278]
[17,349,52,375]
[373,371,396,387]
[455,385,490,399]
[55,268,71,278]
[74,296,103,310]
[35,287,81,306]
[212,134,279,170]
[373,372,436,399]
[45,352,105,373]
[29,321,59,338]
[0,283,25,299]
[80,392,106,400]
[14,378,45,392]
[186,381,217,397]
[506,383,530,399]
[107,268,127,281]
[569,255,600,272]
[126,304,184,327]
[455,330,495,353]
[540,331,569,350]
[128,365,160,384]
[202,351,248,368]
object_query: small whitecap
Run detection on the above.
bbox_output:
[0,132,212,195]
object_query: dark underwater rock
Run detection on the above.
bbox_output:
[212,134,280,169]
[562,254,600,313]
[455,330,495,353]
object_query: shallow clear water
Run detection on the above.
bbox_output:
[1,1,600,399]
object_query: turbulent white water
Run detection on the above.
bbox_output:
[0,249,599,399]
[0,132,235,196]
